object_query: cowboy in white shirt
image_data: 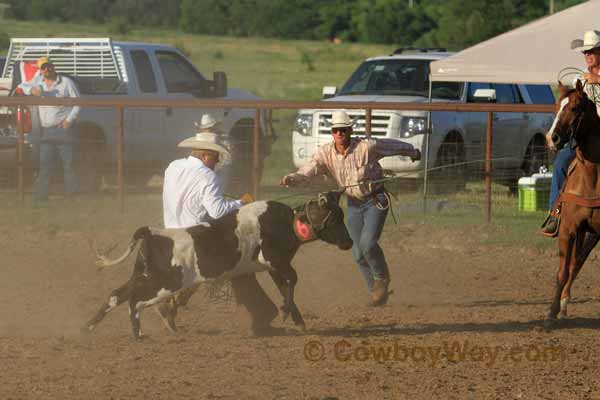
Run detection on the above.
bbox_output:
[159,115,279,334]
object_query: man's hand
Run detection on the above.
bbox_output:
[60,120,72,130]
[240,193,254,205]
[410,149,421,162]
[584,72,600,84]
[31,86,42,97]
[545,131,557,152]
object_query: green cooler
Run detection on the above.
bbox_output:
[518,173,552,212]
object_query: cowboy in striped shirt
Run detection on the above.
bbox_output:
[281,110,420,306]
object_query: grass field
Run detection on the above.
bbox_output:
[0,19,553,250]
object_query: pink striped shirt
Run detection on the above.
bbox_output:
[286,137,416,200]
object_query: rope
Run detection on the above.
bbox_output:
[275,154,520,203]
[558,67,600,105]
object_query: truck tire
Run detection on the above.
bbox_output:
[522,135,549,176]
[226,119,263,197]
[429,134,466,194]
[75,122,106,193]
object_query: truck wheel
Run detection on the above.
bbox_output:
[506,136,549,195]
[75,123,106,194]
[522,136,549,176]
[227,120,262,197]
[429,136,466,194]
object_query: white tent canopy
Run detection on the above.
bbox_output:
[430,0,600,84]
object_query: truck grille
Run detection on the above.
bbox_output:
[316,112,391,136]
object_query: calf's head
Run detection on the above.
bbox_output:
[294,190,353,250]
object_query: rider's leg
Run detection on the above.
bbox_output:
[542,146,576,235]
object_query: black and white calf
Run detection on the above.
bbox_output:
[84,191,353,339]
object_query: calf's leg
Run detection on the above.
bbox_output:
[84,279,135,332]
[230,274,278,335]
[269,271,305,329]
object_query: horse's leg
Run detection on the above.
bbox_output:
[559,231,600,318]
[547,233,575,321]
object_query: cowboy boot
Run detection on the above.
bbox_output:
[370,278,391,307]
[540,213,559,237]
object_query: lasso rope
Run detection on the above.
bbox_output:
[558,67,600,105]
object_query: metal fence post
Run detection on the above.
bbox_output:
[117,106,125,213]
[17,104,24,203]
[253,109,261,199]
[486,111,493,223]
[365,108,372,138]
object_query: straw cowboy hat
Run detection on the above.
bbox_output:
[194,114,222,131]
[36,56,51,69]
[571,30,600,52]
[177,131,231,159]
[330,110,355,129]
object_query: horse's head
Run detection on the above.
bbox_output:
[548,80,595,151]
[293,190,353,250]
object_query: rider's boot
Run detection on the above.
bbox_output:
[540,211,560,237]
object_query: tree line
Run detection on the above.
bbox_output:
[6,0,584,50]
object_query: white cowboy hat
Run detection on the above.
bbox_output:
[194,114,222,131]
[330,110,354,129]
[571,30,600,52]
[177,132,231,159]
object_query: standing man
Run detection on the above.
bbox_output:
[20,57,80,201]
[159,117,279,335]
[281,110,421,306]
[542,30,600,236]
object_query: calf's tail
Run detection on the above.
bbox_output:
[95,227,151,269]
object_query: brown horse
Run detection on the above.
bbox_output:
[545,79,600,325]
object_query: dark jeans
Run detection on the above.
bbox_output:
[35,128,77,200]
[346,192,390,292]
[549,146,576,210]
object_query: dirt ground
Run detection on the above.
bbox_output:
[2,221,600,400]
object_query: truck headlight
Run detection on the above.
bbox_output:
[400,117,427,138]
[294,114,313,136]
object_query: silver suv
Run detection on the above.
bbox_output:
[292,48,554,190]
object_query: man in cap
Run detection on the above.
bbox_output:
[541,30,600,236]
[280,110,421,306]
[158,115,279,334]
[19,56,81,201]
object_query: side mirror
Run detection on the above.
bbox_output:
[213,71,227,97]
[322,86,337,99]
[471,88,496,103]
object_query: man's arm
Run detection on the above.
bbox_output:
[368,138,420,161]
[280,147,328,186]
[63,77,81,127]
[200,174,243,219]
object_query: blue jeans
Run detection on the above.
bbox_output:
[346,192,390,292]
[35,132,77,200]
[549,146,576,210]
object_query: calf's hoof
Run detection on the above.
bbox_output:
[543,318,557,330]
[156,303,178,333]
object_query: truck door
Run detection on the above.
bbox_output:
[491,83,526,172]
[128,49,167,176]
[465,82,489,174]
[153,50,224,163]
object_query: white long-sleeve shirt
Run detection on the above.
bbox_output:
[163,156,242,229]
[20,74,80,127]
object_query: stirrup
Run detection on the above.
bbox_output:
[540,213,560,238]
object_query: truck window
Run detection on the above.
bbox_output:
[130,50,157,93]
[494,84,516,104]
[467,82,491,102]
[525,84,555,104]
[155,50,204,94]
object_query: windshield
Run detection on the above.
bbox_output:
[338,59,462,100]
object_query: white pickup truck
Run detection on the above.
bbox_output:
[292,48,554,192]
[0,38,274,193]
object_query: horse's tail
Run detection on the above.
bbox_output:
[95,227,151,269]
